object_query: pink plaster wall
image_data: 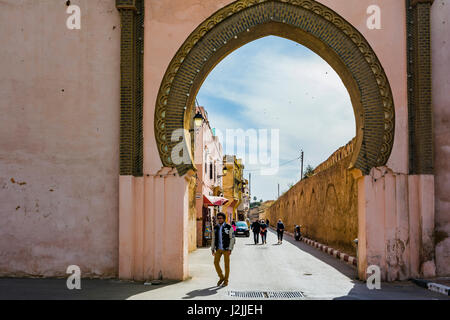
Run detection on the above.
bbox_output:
[358,168,436,281]
[119,168,191,281]
[431,0,450,277]
[0,0,120,277]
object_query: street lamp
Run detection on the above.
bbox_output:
[194,111,204,127]
[218,166,227,178]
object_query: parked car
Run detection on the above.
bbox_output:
[235,221,250,237]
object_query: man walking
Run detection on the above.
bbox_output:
[211,212,235,287]
[260,220,268,244]
[277,219,285,244]
[250,219,261,245]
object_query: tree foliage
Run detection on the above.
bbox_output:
[303,164,315,179]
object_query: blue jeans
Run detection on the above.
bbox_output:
[253,231,260,244]
[277,230,284,241]
[261,231,267,243]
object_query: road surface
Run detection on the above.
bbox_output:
[0,229,448,300]
[132,229,448,300]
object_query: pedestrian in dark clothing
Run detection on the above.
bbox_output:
[250,220,261,244]
[277,219,285,244]
[266,219,270,226]
[260,220,268,244]
[211,212,235,287]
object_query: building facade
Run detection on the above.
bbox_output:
[193,107,224,248]
[222,155,245,223]
[237,179,250,221]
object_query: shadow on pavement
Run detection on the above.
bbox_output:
[0,277,180,300]
[181,285,223,299]
[332,280,450,300]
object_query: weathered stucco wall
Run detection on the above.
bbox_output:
[431,0,450,277]
[357,169,436,281]
[267,142,358,256]
[0,0,120,277]
[188,173,197,253]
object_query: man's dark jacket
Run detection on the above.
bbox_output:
[211,223,235,251]
[251,221,261,233]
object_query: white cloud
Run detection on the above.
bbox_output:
[197,36,355,201]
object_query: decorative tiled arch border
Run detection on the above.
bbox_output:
[155,0,395,176]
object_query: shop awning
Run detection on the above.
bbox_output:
[203,195,229,206]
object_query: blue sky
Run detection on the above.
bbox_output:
[196,36,355,201]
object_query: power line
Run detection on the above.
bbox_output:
[243,155,302,173]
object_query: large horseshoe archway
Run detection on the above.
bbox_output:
[154,0,395,177]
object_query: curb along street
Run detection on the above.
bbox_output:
[412,278,450,296]
[301,237,357,267]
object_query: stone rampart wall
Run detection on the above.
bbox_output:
[267,142,358,256]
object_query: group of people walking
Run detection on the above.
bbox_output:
[250,219,268,244]
[250,218,285,245]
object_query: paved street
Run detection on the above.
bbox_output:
[128,229,448,300]
[1,229,448,300]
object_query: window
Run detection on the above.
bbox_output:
[236,222,247,228]
[210,162,213,180]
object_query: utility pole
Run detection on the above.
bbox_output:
[278,183,280,198]
[248,173,251,217]
[249,173,251,201]
[300,149,304,180]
